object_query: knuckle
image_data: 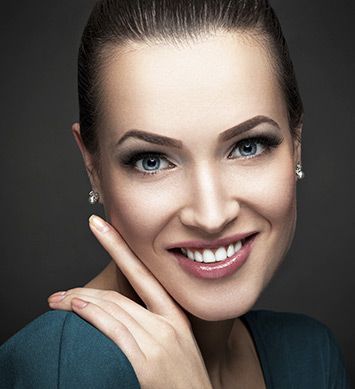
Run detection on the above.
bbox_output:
[102,300,119,316]
[148,344,167,362]
[102,290,119,301]
[159,322,178,341]
[66,287,82,295]
[110,322,125,341]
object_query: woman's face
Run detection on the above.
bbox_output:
[78,33,301,320]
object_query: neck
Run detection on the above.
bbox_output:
[187,312,236,373]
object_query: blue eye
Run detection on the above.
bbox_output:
[142,156,160,171]
[124,152,174,175]
[229,136,276,159]
[121,134,282,177]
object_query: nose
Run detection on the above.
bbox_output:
[179,165,240,234]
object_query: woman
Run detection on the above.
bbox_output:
[0,0,351,388]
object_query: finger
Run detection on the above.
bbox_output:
[51,288,164,325]
[48,290,158,346]
[88,215,183,320]
[69,297,146,366]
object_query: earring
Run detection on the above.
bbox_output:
[296,162,305,180]
[88,190,100,205]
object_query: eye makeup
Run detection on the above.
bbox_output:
[120,151,175,177]
[227,133,283,159]
[116,130,284,177]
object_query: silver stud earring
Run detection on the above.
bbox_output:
[88,190,100,205]
[296,162,305,180]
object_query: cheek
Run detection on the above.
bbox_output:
[237,155,297,227]
[257,169,296,223]
[101,175,178,254]
[240,154,297,270]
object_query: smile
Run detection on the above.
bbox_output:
[167,233,257,279]
[179,240,243,263]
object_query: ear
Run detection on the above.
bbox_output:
[71,122,102,199]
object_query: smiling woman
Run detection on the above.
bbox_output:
[0,0,352,388]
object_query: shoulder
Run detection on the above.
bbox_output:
[0,310,68,388]
[242,309,352,388]
[0,310,139,388]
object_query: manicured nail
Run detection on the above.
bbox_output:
[50,291,67,296]
[71,298,88,309]
[89,215,109,233]
[48,292,66,303]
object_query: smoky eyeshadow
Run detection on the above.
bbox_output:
[114,126,284,166]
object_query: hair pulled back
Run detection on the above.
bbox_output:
[78,0,303,157]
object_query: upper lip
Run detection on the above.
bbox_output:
[166,232,257,251]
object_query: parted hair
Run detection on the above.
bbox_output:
[78,0,303,158]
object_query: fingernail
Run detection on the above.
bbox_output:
[71,298,88,309]
[48,292,66,303]
[50,291,67,296]
[89,215,109,233]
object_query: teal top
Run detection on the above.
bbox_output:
[0,309,352,388]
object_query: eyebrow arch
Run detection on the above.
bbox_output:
[219,115,280,142]
[115,115,280,149]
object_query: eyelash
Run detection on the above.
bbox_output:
[121,134,282,177]
[228,135,282,160]
[121,152,174,177]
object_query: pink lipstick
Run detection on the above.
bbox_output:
[168,233,257,279]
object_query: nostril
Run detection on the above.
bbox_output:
[178,199,240,235]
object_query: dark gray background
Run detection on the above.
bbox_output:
[1,0,354,384]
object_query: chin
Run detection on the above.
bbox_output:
[178,283,262,321]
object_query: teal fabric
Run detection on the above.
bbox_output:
[0,309,352,388]
[240,310,352,389]
[0,310,139,388]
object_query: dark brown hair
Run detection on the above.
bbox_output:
[78,0,303,159]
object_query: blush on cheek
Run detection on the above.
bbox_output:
[108,193,155,235]
[262,177,295,219]
[103,182,177,256]
[244,162,297,222]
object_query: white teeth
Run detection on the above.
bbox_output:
[227,244,235,258]
[187,249,194,260]
[194,251,203,262]
[234,241,242,252]
[180,240,243,263]
[215,247,227,262]
[203,249,216,263]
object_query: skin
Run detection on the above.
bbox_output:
[48,32,302,388]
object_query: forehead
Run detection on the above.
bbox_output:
[100,32,288,137]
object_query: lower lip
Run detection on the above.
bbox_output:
[170,235,256,280]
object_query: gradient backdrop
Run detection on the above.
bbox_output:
[1,0,354,384]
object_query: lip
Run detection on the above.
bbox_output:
[168,233,257,279]
[166,231,257,251]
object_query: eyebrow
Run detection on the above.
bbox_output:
[115,115,280,149]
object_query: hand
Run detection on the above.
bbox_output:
[48,215,212,389]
